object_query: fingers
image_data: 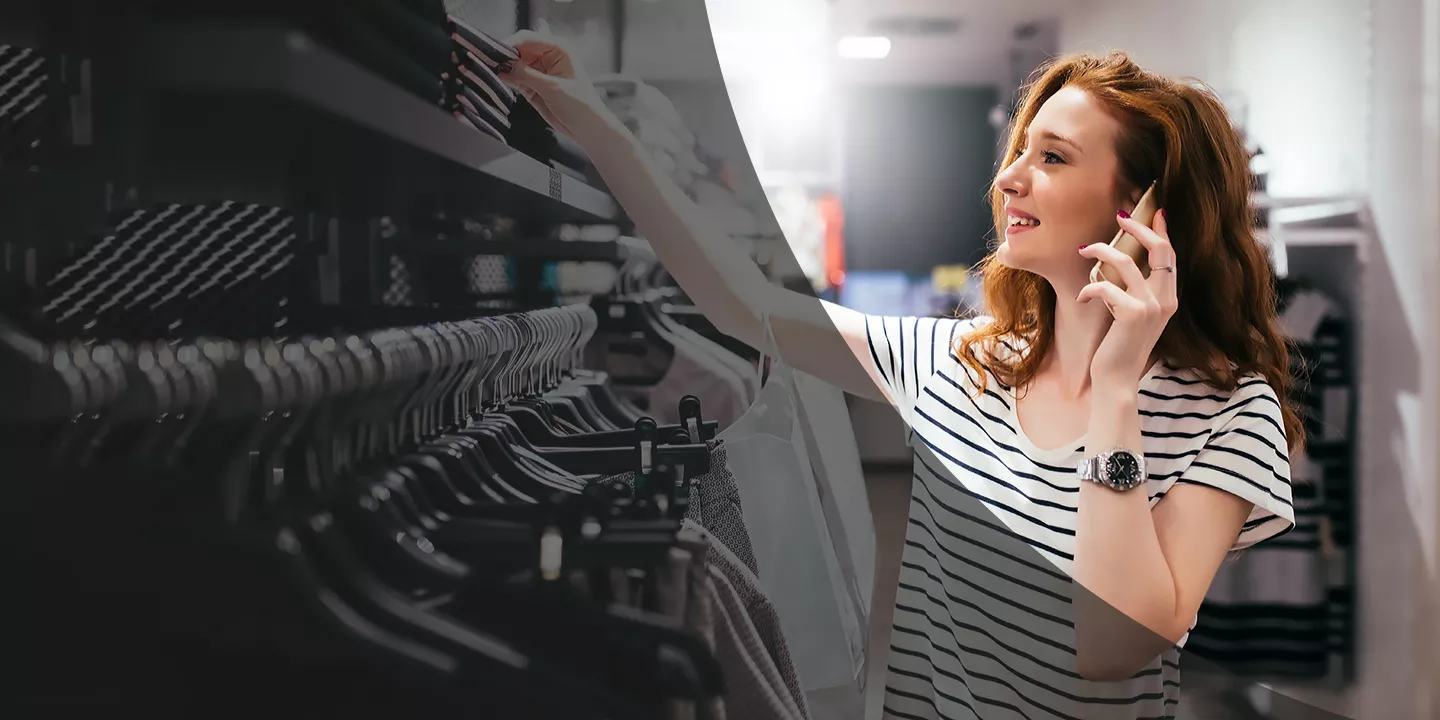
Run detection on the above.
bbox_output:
[1080,242,1148,295]
[498,64,558,93]
[1116,210,1176,273]
[503,30,551,55]
[502,30,576,76]
[1076,279,1143,317]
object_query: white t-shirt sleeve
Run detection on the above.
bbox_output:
[1176,377,1297,551]
[861,314,975,427]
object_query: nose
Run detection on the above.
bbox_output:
[995,154,1028,197]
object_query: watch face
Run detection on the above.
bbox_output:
[1105,452,1142,486]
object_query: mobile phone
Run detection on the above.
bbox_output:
[1089,181,1160,290]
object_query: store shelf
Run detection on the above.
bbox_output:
[387,235,652,260]
[1251,192,1369,209]
[391,237,626,259]
[123,22,618,224]
[1276,228,1368,248]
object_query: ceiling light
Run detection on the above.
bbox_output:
[837,36,891,60]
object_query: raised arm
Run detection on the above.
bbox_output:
[500,32,892,403]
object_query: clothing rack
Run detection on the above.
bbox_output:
[1185,195,1369,716]
[0,1,625,343]
[1,303,746,717]
[1,6,842,718]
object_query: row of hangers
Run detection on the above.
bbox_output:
[1,303,730,716]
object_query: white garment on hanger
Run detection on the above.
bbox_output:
[720,316,866,716]
[793,370,875,618]
[792,371,876,720]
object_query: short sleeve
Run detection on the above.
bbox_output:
[861,315,974,426]
[1175,378,1296,551]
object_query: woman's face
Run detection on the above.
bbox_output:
[994,86,1141,281]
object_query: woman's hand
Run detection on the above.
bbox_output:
[497,31,611,140]
[1077,209,1179,389]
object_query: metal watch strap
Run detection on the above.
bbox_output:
[1077,448,1146,491]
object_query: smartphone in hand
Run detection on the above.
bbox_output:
[1090,181,1160,291]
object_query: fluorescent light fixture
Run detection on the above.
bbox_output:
[837,36,891,59]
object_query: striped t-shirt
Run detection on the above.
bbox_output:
[864,315,1295,720]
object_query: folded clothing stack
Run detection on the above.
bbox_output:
[0,44,48,168]
[593,76,708,193]
[302,0,519,145]
[442,12,520,143]
[282,2,601,175]
[591,74,772,236]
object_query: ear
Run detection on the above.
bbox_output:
[1126,185,1147,208]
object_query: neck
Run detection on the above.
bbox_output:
[1042,279,1114,399]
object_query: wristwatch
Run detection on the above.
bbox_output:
[1077,447,1148,491]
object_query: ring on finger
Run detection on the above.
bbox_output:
[1152,265,1176,273]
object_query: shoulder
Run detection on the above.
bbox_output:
[861,314,998,394]
[861,313,994,355]
[1151,366,1278,405]
[1145,366,1286,440]
[939,314,997,352]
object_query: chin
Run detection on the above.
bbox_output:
[995,239,1077,281]
[995,238,1036,272]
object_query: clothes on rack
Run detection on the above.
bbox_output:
[608,441,761,577]
[722,317,870,718]
[582,280,756,429]
[3,304,816,719]
[37,202,299,340]
[793,369,878,720]
[3,9,874,714]
[1187,280,1356,680]
[577,250,875,720]
[0,43,49,167]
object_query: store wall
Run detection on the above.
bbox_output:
[840,86,1000,275]
[1061,0,1440,717]
[1062,0,1370,199]
[1367,1,1440,718]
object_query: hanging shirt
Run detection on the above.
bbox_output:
[723,319,869,714]
[606,443,759,576]
[791,370,876,720]
[677,520,810,720]
[583,325,750,428]
[864,314,1295,720]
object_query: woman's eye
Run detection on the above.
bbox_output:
[1013,148,1065,164]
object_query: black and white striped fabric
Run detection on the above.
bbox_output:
[863,314,1295,720]
[0,45,49,166]
[42,203,297,338]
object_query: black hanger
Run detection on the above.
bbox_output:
[258,338,562,696]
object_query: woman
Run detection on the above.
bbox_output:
[501,36,1300,720]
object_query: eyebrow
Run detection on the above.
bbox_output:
[1029,129,1084,155]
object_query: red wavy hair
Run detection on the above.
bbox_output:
[956,51,1304,452]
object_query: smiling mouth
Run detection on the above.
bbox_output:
[1007,217,1040,233]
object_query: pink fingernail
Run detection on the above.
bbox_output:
[1117,210,1131,219]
